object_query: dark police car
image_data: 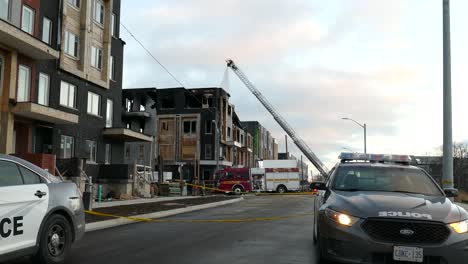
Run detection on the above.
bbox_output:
[312,153,468,264]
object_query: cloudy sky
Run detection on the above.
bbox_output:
[120,0,468,173]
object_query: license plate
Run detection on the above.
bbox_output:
[393,246,424,262]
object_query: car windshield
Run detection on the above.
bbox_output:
[332,166,443,196]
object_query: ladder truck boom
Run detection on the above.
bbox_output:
[226,59,329,177]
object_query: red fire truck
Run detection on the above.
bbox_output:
[216,160,304,194]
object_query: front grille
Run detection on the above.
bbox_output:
[362,218,450,245]
[372,253,447,264]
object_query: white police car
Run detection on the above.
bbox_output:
[0,155,85,264]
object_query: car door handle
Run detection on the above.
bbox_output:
[35,191,47,198]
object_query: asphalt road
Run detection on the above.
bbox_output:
[8,195,328,264]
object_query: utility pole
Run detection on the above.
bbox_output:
[285,135,288,155]
[442,0,454,189]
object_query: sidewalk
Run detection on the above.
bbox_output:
[85,196,243,232]
[93,196,199,209]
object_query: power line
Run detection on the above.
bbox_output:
[120,22,185,87]
[120,22,218,116]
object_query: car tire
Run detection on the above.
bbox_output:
[232,185,244,195]
[316,230,329,264]
[277,185,287,194]
[33,214,73,264]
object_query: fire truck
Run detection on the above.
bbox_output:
[217,160,304,194]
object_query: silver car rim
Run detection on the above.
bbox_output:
[47,224,66,257]
[234,187,242,194]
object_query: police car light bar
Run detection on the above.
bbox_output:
[339,152,411,163]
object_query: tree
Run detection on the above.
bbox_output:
[438,142,468,188]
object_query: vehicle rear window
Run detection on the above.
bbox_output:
[332,166,443,196]
[19,166,42,185]
[0,161,23,187]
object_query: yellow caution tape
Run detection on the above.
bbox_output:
[85,210,313,223]
[180,181,316,196]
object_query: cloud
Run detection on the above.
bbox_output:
[120,0,456,171]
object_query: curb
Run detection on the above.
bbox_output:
[85,197,243,232]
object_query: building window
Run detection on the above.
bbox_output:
[85,140,97,163]
[91,46,102,70]
[138,144,144,160]
[105,144,111,164]
[126,98,133,111]
[205,144,212,159]
[60,81,76,108]
[161,121,169,131]
[111,13,116,37]
[0,0,10,20]
[109,56,115,80]
[161,96,174,109]
[87,91,101,116]
[67,0,80,8]
[125,145,130,158]
[205,121,213,134]
[64,31,79,58]
[38,73,49,106]
[60,135,74,159]
[21,5,34,34]
[93,0,104,25]
[183,120,197,136]
[228,106,232,116]
[241,135,244,145]
[106,99,113,127]
[17,65,31,102]
[227,127,231,138]
[42,17,52,44]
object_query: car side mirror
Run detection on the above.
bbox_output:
[444,188,458,198]
[310,182,327,191]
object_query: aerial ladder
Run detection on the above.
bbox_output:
[226,59,329,177]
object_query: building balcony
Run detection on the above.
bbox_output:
[0,19,59,60]
[11,102,79,124]
[226,140,242,148]
[102,128,153,142]
[123,110,151,119]
[200,160,233,167]
[242,146,253,153]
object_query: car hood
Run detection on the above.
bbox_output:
[327,191,467,223]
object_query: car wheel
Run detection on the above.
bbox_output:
[277,185,287,193]
[33,214,72,264]
[232,185,244,195]
[315,229,330,264]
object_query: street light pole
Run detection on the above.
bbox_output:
[342,117,367,154]
[364,123,367,154]
[442,0,454,189]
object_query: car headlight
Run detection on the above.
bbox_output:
[325,208,359,226]
[450,220,468,234]
[69,197,83,212]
